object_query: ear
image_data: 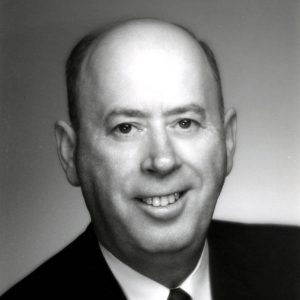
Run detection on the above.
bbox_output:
[224,108,237,175]
[54,121,80,186]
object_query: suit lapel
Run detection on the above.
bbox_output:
[208,221,261,300]
[78,224,128,299]
[83,221,263,300]
[83,222,255,300]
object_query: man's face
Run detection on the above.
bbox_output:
[71,22,236,258]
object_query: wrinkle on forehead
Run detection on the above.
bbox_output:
[78,19,219,117]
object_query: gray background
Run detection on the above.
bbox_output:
[1,0,299,294]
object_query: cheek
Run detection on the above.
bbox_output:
[77,135,142,195]
[175,133,226,181]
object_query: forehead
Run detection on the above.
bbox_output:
[79,20,219,114]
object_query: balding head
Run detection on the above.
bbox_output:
[56,19,236,287]
[66,19,224,131]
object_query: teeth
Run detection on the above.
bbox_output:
[160,197,169,207]
[168,194,175,204]
[141,192,182,207]
[152,197,160,207]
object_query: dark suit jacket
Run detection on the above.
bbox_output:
[2,221,300,299]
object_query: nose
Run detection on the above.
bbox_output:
[141,129,181,176]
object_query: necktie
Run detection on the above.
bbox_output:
[167,288,192,300]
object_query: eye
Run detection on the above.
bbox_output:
[112,123,144,139]
[115,123,133,134]
[178,119,192,129]
[176,118,200,131]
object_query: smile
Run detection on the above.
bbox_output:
[140,192,184,207]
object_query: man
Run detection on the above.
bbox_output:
[2,19,299,300]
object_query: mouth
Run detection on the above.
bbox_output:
[137,191,186,207]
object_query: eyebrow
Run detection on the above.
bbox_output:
[104,108,149,123]
[164,104,206,118]
[104,103,206,123]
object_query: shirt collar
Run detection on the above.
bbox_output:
[100,242,211,300]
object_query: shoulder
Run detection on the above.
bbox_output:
[208,220,300,300]
[1,224,126,299]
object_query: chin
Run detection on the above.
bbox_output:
[135,228,203,255]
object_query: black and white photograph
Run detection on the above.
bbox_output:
[1,1,299,299]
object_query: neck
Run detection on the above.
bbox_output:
[104,240,205,288]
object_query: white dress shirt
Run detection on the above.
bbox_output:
[100,242,211,300]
